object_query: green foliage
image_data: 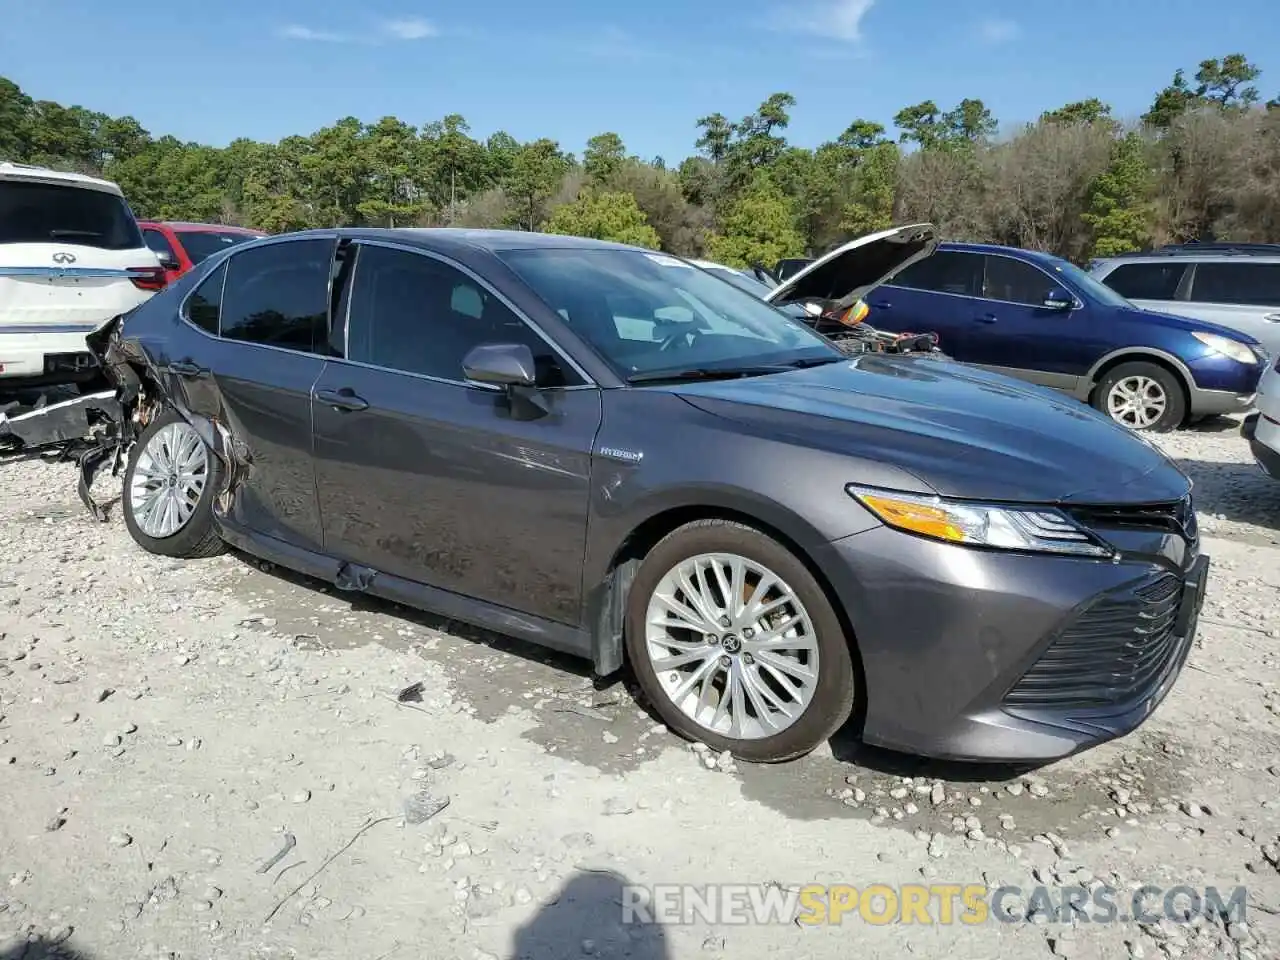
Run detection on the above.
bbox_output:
[704,174,804,268]
[0,50,1275,266]
[1082,133,1154,258]
[543,190,661,248]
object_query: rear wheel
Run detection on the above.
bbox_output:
[122,409,226,558]
[1092,361,1187,432]
[624,519,855,763]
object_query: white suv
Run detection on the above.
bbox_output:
[0,162,163,392]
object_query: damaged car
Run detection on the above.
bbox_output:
[5,227,1209,764]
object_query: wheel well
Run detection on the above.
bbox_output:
[598,505,867,728]
[1088,353,1191,408]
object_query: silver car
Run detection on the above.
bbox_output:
[1090,244,1280,355]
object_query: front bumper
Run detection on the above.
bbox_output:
[1243,411,1280,480]
[1186,385,1254,416]
[817,518,1207,762]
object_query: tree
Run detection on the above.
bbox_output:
[504,138,570,230]
[543,190,661,248]
[1082,133,1155,257]
[1194,53,1261,108]
[695,113,733,164]
[583,132,626,183]
[704,174,804,268]
[1041,98,1113,128]
[421,114,488,222]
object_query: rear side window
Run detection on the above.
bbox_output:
[1190,262,1280,307]
[0,180,144,250]
[185,262,225,335]
[889,251,983,297]
[983,255,1055,305]
[1101,262,1188,300]
[143,228,177,261]
[178,231,262,265]
[220,239,333,352]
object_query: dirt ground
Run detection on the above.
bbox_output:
[1,415,1279,960]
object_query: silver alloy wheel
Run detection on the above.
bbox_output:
[644,552,819,740]
[129,421,209,539]
[1106,375,1168,429]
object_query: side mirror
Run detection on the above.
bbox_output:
[1043,288,1074,310]
[462,342,537,389]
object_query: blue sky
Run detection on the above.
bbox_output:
[3,0,1279,161]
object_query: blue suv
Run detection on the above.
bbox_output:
[865,242,1265,431]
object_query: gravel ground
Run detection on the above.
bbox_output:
[1,416,1279,960]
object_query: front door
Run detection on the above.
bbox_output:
[310,241,602,626]
[965,253,1102,391]
[160,237,335,550]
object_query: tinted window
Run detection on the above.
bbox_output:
[220,239,332,351]
[1102,262,1188,300]
[0,180,144,250]
[889,251,983,297]
[143,228,176,260]
[185,262,225,335]
[346,244,577,386]
[1190,262,1280,307]
[178,230,263,265]
[983,255,1057,305]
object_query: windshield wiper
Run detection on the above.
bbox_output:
[626,365,792,385]
[779,356,844,369]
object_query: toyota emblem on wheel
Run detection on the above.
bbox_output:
[52,252,76,264]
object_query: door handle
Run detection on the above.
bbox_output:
[869,300,892,309]
[168,359,207,378]
[314,387,369,412]
[974,314,998,324]
[1264,313,1280,323]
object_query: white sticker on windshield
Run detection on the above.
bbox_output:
[644,253,692,268]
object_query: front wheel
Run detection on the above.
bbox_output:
[121,408,226,558]
[1092,361,1187,432]
[624,519,856,763]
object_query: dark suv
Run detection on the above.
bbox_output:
[62,228,1207,764]
[866,242,1265,431]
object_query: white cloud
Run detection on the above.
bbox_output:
[383,17,438,40]
[791,0,875,42]
[977,17,1020,44]
[278,24,350,42]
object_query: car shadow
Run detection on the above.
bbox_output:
[0,937,95,960]
[511,869,669,960]
[827,723,1041,782]
[1181,414,1246,435]
[1163,455,1280,533]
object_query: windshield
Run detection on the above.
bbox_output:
[179,230,264,264]
[0,180,143,250]
[1046,256,1133,309]
[499,248,839,379]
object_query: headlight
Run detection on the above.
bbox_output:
[847,486,1113,557]
[1192,331,1258,365]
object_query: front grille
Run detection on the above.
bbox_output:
[1003,572,1184,711]
[1069,494,1197,545]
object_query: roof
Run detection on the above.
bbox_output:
[0,161,124,196]
[140,221,267,234]
[938,241,1061,263]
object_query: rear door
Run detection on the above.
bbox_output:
[867,250,984,358]
[310,240,601,626]
[0,176,161,335]
[164,236,334,551]
[1184,261,1280,353]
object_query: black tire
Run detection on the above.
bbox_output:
[1091,360,1188,432]
[624,519,856,763]
[121,408,226,559]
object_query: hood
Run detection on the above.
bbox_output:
[674,356,1190,505]
[1121,305,1264,346]
[766,224,938,310]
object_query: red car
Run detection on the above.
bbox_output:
[139,221,268,284]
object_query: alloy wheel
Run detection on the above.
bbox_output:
[129,421,209,539]
[1106,375,1168,429]
[643,552,820,740]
